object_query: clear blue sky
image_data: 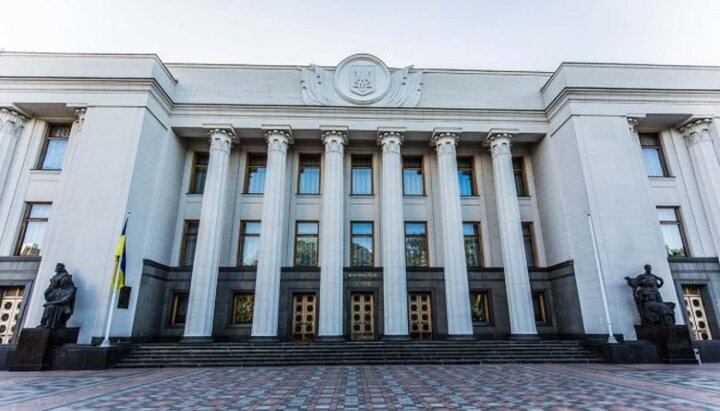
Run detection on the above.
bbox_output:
[2,0,720,70]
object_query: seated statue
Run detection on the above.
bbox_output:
[625,264,676,327]
[39,263,77,330]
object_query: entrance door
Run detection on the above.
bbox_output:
[291,293,316,342]
[0,287,24,344]
[408,292,433,339]
[350,292,375,341]
[682,285,713,341]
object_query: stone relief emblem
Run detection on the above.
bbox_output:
[299,54,423,107]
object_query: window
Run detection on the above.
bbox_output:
[405,222,428,267]
[245,154,267,194]
[639,133,669,177]
[180,220,199,266]
[189,152,209,194]
[238,221,261,266]
[522,222,537,266]
[231,293,254,325]
[657,207,689,257]
[169,292,189,325]
[351,155,373,195]
[403,156,424,195]
[15,203,51,256]
[513,157,528,196]
[457,157,475,197]
[298,154,321,194]
[532,291,550,324]
[463,223,484,267]
[351,222,374,267]
[469,291,491,323]
[294,221,319,266]
[38,125,71,170]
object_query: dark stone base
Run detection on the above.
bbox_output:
[179,336,214,344]
[315,336,346,343]
[9,328,80,371]
[585,341,660,363]
[445,334,476,341]
[248,336,280,343]
[382,335,410,342]
[51,345,131,370]
[509,334,541,341]
[695,341,720,363]
[635,325,696,364]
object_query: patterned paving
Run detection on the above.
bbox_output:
[0,364,719,410]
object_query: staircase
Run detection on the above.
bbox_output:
[115,340,603,368]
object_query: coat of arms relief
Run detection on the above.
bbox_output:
[299,54,423,107]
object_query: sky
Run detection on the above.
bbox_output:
[2,0,720,71]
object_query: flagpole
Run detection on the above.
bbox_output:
[587,212,618,344]
[100,260,120,348]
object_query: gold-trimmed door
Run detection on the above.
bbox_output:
[350,292,375,341]
[0,286,24,344]
[682,285,713,341]
[291,293,316,342]
[408,292,433,339]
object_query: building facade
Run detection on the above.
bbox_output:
[0,52,719,349]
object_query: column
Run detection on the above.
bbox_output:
[679,119,720,256]
[378,130,409,339]
[251,129,293,339]
[486,132,538,338]
[0,108,28,196]
[432,131,474,337]
[318,129,348,340]
[183,128,237,341]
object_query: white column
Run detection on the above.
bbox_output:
[317,129,348,340]
[486,132,538,337]
[680,119,720,257]
[0,108,28,196]
[251,129,293,339]
[378,131,409,338]
[432,131,474,337]
[183,128,236,340]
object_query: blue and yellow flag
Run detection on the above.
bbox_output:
[112,217,128,289]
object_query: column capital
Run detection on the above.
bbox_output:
[321,130,348,154]
[431,130,460,155]
[264,128,293,153]
[679,118,713,146]
[627,117,640,134]
[73,107,87,133]
[485,130,516,157]
[207,128,237,153]
[377,130,404,154]
[0,108,28,136]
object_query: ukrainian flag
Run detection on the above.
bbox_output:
[112,217,128,289]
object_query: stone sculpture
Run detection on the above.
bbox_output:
[39,263,77,329]
[625,265,676,327]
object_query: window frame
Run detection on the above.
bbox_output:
[522,222,538,267]
[188,151,209,194]
[402,156,426,196]
[350,221,375,267]
[404,221,429,267]
[657,206,690,257]
[237,220,261,267]
[36,124,72,171]
[350,154,374,196]
[513,157,529,197]
[469,290,493,324]
[463,222,484,267]
[244,153,267,194]
[532,291,551,325]
[294,220,320,267]
[14,202,51,256]
[639,132,671,178]
[230,292,255,325]
[457,156,476,197]
[297,153,322,195]
[179,220,199,266]
[168,291,189,326]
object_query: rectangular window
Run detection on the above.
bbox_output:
[298,154,321,194]
[513,157,528,196]
[15,203,51,256]
[640,133,669,177]
[180,220,199,266]
[469,291,492,323]
[405,222,428,267]
[231,293,254,325]
[657,207,689,257]
[169,292,189,325]
[351,155,373,195]
[532,291,550,324]
[351,222,374,267]
[457,157,475,197]
[294,221,319,266]
[189,152,209,194]
[238,221,261,266]
[403,156,425,196]
[463,223,484,267]
[38,125,71,170]
[245,154,267,194]
[522,222,537,266]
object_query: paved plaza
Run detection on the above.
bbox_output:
[0,363,719,410]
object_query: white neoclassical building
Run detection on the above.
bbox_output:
[0,52,719,357]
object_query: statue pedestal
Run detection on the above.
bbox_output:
[9,328,79,371]
[635,325,696,364]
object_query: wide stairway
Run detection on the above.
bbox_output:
[115,340,603,367]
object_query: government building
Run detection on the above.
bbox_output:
[0,52,718,359]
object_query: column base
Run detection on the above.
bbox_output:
[316,336,346,343]
[248,336,279,343]
[509,333,540,341]
[180,336,214,344]
[445,334,476,341]
[383,335,411,342]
